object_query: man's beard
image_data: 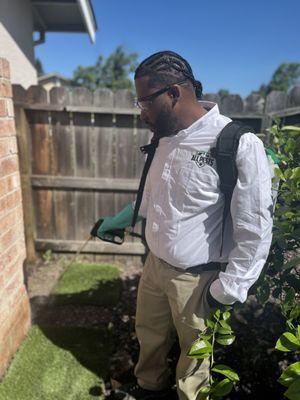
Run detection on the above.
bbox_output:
[148,105,180,138]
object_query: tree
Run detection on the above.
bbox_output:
[71,45,138,90]
[217,89,230,98]
[252,63,300,97]
[35,58,44,77]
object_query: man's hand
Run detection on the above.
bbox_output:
[90,204,139,244]
[90,217,125,244]
[206,287,233,312]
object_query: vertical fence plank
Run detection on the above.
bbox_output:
[114,90,135,264]
[26,86,55,240]
[220,94,244,115]
[93,88,115,263]
[50,87,76,241]
[71,88,96,242]
[14,104,37,261]
[114,90,135,217]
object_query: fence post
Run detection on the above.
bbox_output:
[13,85,37,262]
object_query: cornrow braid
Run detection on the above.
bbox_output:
[135,51,203,99]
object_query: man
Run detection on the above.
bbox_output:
[96,51,273,400]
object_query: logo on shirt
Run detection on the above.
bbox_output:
[191,151,215,168]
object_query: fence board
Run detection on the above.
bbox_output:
[93,90,115,227]
[33,189,55,239]
[50,88,76,240]
[114,90,135,253]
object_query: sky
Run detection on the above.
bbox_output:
[35,0,300,98]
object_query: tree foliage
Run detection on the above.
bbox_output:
[71,45,138,90]
[253,63,300,97]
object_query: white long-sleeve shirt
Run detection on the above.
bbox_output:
[139,101,273,304]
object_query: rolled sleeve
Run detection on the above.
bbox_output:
[210,133,273,304]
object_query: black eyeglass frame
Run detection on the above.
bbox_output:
[135,79,188,110]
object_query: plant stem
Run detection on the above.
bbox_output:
[209,312,220,385]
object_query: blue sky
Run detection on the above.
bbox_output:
[35,0,300,98]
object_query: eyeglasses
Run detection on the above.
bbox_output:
[135,79,187,111]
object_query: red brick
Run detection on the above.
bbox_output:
[0,207,23,240]
[0,119,15,137]
[0,173,20,198]
[6,99,14,118]
[0,336,11,377]
[0,79,12,98]
[0,221,23,252]
[0,155,18,177]
[0,190,22,217]
[0,240,19,272]
[3,268,23,302]
[0,99,6,117]
[0,137,17,158]
[2,247,25,279]
[0,59,10,80]
[0,302,8,328]
[0,291,30,377]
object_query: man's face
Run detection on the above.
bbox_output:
[135,76,180,138]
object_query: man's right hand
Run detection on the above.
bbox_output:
[90,203,139,243]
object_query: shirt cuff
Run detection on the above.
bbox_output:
[209,279,237,305]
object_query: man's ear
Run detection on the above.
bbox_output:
[169,86,180,99]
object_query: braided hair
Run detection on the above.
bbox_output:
[134,51,203,100]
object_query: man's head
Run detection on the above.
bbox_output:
[134,51,203,138]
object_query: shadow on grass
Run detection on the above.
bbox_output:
[49,277,122,307]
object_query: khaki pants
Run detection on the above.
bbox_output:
[134,252,220,400]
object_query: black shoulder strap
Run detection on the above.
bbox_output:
[211,121,254,256]
[131,136,160,228]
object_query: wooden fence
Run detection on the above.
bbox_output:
[12,84,300,262]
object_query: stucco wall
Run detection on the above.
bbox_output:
[0,0,37,88]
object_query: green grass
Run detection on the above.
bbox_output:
[0,325,113,400]
[51,263,122,306]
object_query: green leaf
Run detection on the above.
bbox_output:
[222,311,231,321]
[216,335,236,346]
[256,284,270,303]
[216,326,232,335]
[187,339,212,358]
[196,386,211,400]
[205,319,215,329]
[278,362,300,387]
[212,364,240,382]
[285,275,300,292]
[283,257,300,271]
[286,319,295,331]
[291,167,300,181]
[211,378,233,396]
[200,334,213,341]
[285,288,296,304]
[275,167,286,181]
[281,126,300,133]
[219,320,232,330]
[213,309,221,320]
[275,332,300,352]
[298,325,300,340]
[284,378,300,400]
[290,305,300,320]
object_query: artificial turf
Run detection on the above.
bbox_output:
[51,262,122,306]
[0,325,113,400]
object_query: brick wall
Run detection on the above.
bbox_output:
[0,58,30,377]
